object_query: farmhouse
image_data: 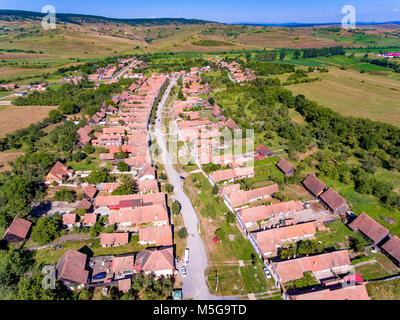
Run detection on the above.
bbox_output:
[226,184,279,208]
[139,225,173,246]
[348,213,390,245]
[270,250,351,283]
[135,247,174,277]
[255,144,274,160]
[62,214,79,229]
[45,161,74,184]
[2,217,32,243]
[137,179,159,194]
[239,200,304,228]
[276,159,295,176]
[290,284,370,300]
[56,250,89,289]
[319,188,349,214]
[82,213,97,227]
[100,232,129,247]
[252,221,322,257]
[302,173,326,198]
[94,192,166,209]
[210,167,254,184]
[381,236,400,266]
[108,204,169,227]
[83,185,98,200]
[77,198,92,211]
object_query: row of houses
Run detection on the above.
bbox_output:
[56,246,174,290]
[181,59,369,300]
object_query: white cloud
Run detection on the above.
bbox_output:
[393,8,399,12]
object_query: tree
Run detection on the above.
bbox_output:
[208,97,215,105]
[86,169,114,184]
[31,215,62,245]
[54,188,76,203]
[165,183,174,193]
[48,110,63,123]
[112,176,139,195]
[0,248,33,299]
[177,227,188,239]
[58,101,77,114]
[350,237,365,253]
[226,212,236,224]
[171,201,181,215]
[117,161,130,172]
[14,267,70,300]
[212,184,219,195]
[83,144,95,154]
[279,50,287,61]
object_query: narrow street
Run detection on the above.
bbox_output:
[153,77,228,300]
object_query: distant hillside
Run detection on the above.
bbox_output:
[235,21,400,28]
[0,9,219,26]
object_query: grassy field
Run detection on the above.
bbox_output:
[285,67,400,127]
[320,176,400,237]
[0,105,57,138]
[367,278,400,300]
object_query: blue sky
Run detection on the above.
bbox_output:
[2,0,400,23]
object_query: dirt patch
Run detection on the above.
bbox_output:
[0,105,57,138]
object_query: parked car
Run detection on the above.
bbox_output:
[183,248,190,266]
[263,268,272,279]
[93,272,107,280]
[181,267,187,277]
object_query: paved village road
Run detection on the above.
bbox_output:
[153,77,236,300]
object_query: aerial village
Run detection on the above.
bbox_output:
[2,54,400,301]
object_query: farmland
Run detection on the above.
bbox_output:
[0,105,57,138]
[284,66,400,127]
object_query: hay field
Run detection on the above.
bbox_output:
[0,105,57,138]
[285,67,400,127]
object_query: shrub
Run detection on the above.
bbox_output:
[54,188,76,203]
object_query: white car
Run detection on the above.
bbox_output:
[263,268,272,279]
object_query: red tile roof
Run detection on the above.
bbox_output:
[139,225,173,246]
[56,249,88,284]
[100,233,129,246]
[381,236,400,263]
[2,217,31,241]
[108,204,169,225]
[62,214,77,226]
[82,213,97,226]
[253,221,318,255]
[319,188,349,212]
[290,284,370,300]
[137,247,174,272]
[272,250,350,283]
[276,159,294,175]
[349,213,390,243]
[239,201,303,224]
[84,185,98,199]
[303,174,326,197]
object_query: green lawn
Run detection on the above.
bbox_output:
[315,220,367,251]
[320,176,400,237]
[367,278,400,300]
[355,262,391,281]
